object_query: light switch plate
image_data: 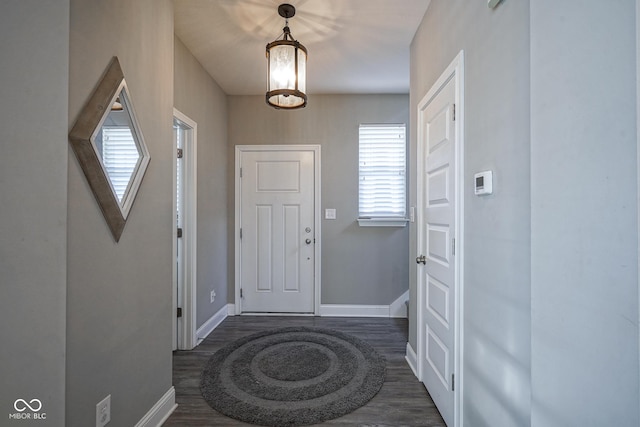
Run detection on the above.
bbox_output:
[325,209,336,220]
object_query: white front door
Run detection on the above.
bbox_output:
[238,147,317,313]
[417,53,463,427]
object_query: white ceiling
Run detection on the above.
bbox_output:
[173,0,431,95]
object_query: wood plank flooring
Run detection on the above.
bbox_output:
[164,316,446,426]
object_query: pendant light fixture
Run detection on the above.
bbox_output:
[266,3,307,109]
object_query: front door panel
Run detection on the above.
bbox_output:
[240,149,315,313]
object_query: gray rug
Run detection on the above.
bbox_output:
[200,326,386,426]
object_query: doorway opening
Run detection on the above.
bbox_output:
[173,109,197,350]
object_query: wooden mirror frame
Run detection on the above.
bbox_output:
[69,57,150,242]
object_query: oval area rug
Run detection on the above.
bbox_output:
[200,326,386,426]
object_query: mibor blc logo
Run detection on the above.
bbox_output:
[9,399,46,421]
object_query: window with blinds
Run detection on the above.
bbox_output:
[358,124,406,219]
[102,126,140,202]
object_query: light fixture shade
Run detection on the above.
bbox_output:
[266,39,307,109]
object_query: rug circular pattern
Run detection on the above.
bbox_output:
[200,326,386,426]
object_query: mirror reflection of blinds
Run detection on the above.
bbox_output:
[102,126,139,202]
[358,124,406,218]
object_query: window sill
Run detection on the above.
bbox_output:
[357,218,409,227]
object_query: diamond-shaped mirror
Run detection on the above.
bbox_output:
[69,57,150,242]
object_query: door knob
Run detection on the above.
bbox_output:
[305,238,312,244]
[416,255,426,265]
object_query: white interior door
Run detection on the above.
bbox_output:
[238,148,316,313]
[417,56,462,427]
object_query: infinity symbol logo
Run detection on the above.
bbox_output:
[14,399,42,412]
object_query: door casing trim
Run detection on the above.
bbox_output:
[415,50,464,427]
[234,145,322,315]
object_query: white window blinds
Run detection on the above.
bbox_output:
[358,124,406,218]
[102,126,140,202]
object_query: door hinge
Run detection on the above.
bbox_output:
[239,167,242,178]
[239,228,242,239]
[240,288,243,298]
[451,373,455,391]
[177,227,183,238]
[177,148,183,159]
[452,238,455,255]
[177,307,183,318]
[452,104,456,121]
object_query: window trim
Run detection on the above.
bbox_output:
[357,217,409,227]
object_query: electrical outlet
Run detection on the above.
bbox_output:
[96,395,111,427]
[210,290,216,303]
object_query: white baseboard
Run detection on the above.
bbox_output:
[231,296,408,319]
[389,290,409,318]
[196,304,229,345]
[320,290,409,318]
[405,342,419,378]
[134,387,176,427]
[320,304,390,317]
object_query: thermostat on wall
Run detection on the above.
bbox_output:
[474,171,493,195]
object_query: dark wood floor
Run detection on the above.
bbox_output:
[164,316,446,427]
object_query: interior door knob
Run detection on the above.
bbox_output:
[416,255,426,265]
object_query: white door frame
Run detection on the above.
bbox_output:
[416,50,464,427]
[636,0,640,406]
[234,145,321,315]
[173,108,198,350]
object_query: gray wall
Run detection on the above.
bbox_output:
[67,1,174,426]
[0,1,69,425]
[411,1,639,426]
[228,95,409,306]
[530,1,639,426]
[410,1,531,425]
[174,36,229,328]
